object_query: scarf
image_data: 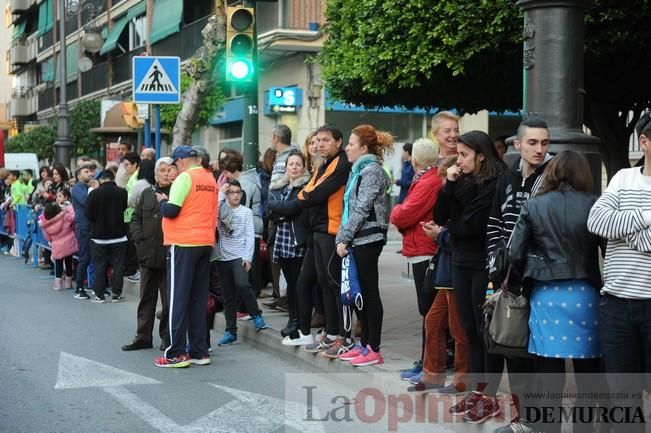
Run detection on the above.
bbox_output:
[342,154,378,226]
[412,165,436,183]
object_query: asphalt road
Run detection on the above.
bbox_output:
[0,254,326,433]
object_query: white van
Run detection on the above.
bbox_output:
[3,153,40,177]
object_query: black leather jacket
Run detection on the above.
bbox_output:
[509,188,603,291]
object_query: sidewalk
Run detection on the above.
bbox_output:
[213,226,423,373]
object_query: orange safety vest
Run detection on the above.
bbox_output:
[162,168,218,246]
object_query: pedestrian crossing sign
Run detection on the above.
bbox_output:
[132,56,181,104]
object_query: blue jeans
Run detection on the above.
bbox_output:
[75,228,91,290]
[599,294,651,433]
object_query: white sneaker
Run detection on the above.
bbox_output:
[282,331,315,346]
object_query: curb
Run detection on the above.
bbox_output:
[212,311,417,376]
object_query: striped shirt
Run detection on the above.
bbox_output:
[217,202,255,262]
[587,167,651,299]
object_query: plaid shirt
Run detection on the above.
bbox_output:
[272,190,306,262]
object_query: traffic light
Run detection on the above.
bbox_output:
[226,6,255,82]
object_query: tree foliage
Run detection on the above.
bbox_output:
[6,125,57,161]
[320,0,651,176]
[70,99,103,158]
[160,71,225,133]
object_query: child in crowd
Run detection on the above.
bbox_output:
[39,202,78,291]
[215,179,266,346]
[56,189,72,210]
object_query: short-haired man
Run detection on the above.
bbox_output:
[480,118,553,431]
[122,152,141,281]
[155,145,218,367]
[395,142,414,204]
[86,170,128,303]
[71,165,93,300]
[270,124,297,185]
[298,124,353,358]
[122,157,173,351]
[587,112,651,433]
[141,148,156,161]
[431,111,460,162]
[115,142,133,187]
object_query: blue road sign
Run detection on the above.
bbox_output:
[132,56,181,104]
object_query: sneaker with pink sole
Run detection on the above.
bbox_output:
[350,346,384,367]
[338,344,363,361]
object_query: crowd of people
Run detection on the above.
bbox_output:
[2,111,651,433]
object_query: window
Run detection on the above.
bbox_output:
[129,15,146,50]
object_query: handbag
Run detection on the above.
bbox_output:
[482,268,531,358]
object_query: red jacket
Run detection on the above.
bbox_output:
[390,167,442,257]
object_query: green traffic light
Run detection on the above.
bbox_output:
[229,59,253,81]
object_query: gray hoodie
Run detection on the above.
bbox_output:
[238,168,263,237]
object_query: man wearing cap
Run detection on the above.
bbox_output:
[155,145,218,368]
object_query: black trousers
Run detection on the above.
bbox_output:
[352,241,384,351]
[124,234,138,276]
[217,258,261,334]
[54,255,73,278]
[279,256,303,324]
[297,247,319,335]
[91,241,127,298]
[136,266,170,347]
[166,245,211,359]
[313,232,344,337]
[249,238,262,294]
[412,260,436,361]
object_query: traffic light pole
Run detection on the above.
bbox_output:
[241,0,258,169]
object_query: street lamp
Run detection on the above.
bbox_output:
[53,0,104,166]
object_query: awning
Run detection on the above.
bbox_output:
[66,41,78,82]
[37,0,54,36]
[12,20,26,41]
[99,15,129,55]
[99,2,145,56]
[149,0,183,45]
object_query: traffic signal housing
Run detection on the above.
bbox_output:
[226,6,255,82]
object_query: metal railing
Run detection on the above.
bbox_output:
[0,204,51,267]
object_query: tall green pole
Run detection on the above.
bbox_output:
[241,0,259,169]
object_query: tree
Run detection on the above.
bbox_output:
[6,125,57,161]
[69,99,103,158]
[171,1,227,147]
[160,71,225,134]
[320,0,651,178]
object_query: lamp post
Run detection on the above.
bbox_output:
[516,0,602,191]
[53,0,103,166]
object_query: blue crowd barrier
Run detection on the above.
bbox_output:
[0,204,51,265]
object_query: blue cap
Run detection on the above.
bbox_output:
[171,145,198,162]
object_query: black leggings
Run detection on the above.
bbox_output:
[297,247,319,335]
[452,264,504,394]
[412,260,436,362]
[313,233,344,337]
[352,242,384,351]
[54,255,73,278]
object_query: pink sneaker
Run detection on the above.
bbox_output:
[350,346,384,367]
[338,344,363,361]
[236,312,252,321]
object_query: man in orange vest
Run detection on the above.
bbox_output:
[154,145,218,368]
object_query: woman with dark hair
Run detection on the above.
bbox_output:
[509,151,602,433]
[433,130,507,423]
[128,159,156,208]
[48,163,70,201]
[33,166,53,203]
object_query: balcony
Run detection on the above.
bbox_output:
[10,0,36,13]
[10,91,38,117]
[151,16,209,60]
[10,37,37,67]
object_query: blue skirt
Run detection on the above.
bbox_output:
[528,279,601,359]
